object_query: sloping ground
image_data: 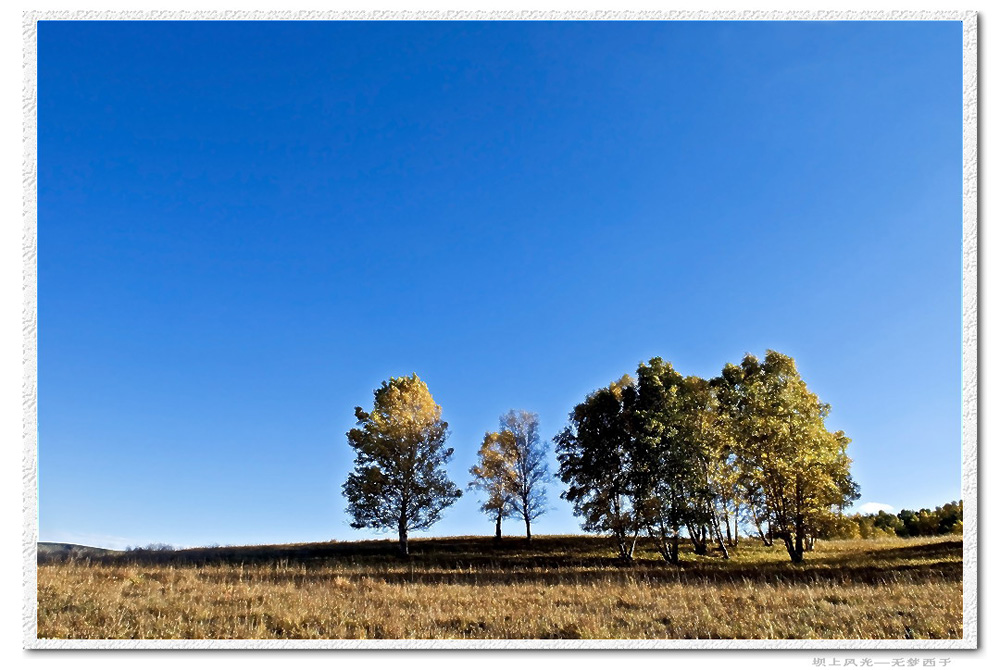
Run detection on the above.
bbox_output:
[39,535,613,568]
[36,534,963,586]
[37,542,121,560]
[36,535,964,639]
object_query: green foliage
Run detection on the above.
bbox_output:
[632,360,720,562]
[555,375,643,561]
[874,510,904,535]
[896,502,964,537]
[825,501,963,540]
[343,374,462,555]
[557,350,859,565]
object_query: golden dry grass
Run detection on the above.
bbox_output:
[36,534,962,640]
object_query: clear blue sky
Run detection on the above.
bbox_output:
[37,20,963,550]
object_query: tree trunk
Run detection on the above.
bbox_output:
[688,522,708,555]
[525,517,532,542]
[794,514,805,561]
[616,527,638,564]
[791,533,804,563]
[750,504,770,546]
[716,532,731,560]
[782,521,806,564]
[781,533,803,563]
[755,514,773,547]
[398,520,409,557]
[789,480,806,562]
[710,508,731,560]
[494,514,502,542]
[617,539,631,563]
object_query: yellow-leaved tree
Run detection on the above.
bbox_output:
[468,430,516,541]
[714,351,859,563]
[343,374,461,557]
[469,411,549,541]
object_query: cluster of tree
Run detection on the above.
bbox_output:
[468,410,549,542]
[554,351,859,564]
[342,374,550,556]
[341,352,859,564]
[828,501,963,539]
[896,502,963,537]
[125,543,176,552]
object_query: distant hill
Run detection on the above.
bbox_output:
[37,542,121,561]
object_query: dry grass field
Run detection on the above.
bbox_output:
[36,534,962,640]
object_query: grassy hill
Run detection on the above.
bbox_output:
[36,534,963,640]
[36,532,963,577]
[37,542,121,561]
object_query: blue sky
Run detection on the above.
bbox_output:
[37,20,963,550]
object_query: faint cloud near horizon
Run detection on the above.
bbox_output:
[853,502,895,515]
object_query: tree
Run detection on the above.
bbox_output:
[714,351,859,563]
[679,375,733,559]
[556,375,644,562]
[873,509,903,536]
[632,359,699,563]
[741,481,774,545]
[936,501,963,534]
[895,502,964,537]
[632,360,729,563]
[468,431,516,541]
[343,374,462,557]
[498,410,550,541]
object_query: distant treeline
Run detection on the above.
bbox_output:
[125,543,176,552]
[828,501,964,540]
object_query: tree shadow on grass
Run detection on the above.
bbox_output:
[38,536,963,588]
[856,540,962,562]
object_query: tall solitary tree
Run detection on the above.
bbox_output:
[498,410,550,541]
[343,374,462,557]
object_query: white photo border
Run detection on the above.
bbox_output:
[22,8,979,651]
